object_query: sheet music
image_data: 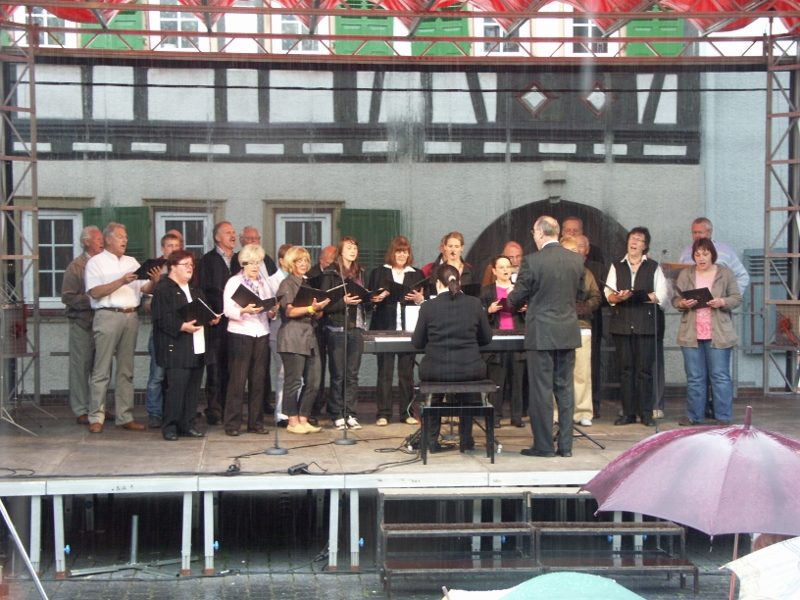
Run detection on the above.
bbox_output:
[404,304,420,332]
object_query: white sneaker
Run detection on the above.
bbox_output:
[334,418,346,430]
[405,417,418,425]
[653,410,665,419]
[375,418,388,427]
[346,417,362,430]
[579,418,592,427]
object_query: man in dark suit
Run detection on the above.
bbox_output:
[509,216,585,458]
[198,221,241,425]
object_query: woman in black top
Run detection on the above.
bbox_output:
[320,236,366,431]
[152,250,219,441]
[412,264,493,452]
[368,237,425,426]
[479,255,527,428]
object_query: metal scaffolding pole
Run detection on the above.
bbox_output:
[763,31,800,395]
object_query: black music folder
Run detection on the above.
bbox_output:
[678,287,714,309]
[386,278,428,303]
[134,258,166,280]
[231,284,280,311]
[291,283,346,308]
[345,279,384,302]
[178,298,220,326]
[601,281,652,304]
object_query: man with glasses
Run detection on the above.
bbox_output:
[85,223,159,433]
[199,221,241,425]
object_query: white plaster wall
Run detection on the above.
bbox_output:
[148,69,215,122]
[19,65,82,120]
[93,66,134,121]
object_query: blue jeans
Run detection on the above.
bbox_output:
[146,330,165,418]
[681,341,733,422]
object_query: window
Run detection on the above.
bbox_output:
[281,15,318,52]
[27,7,66,47]
[23,210,82,307]
[155,212,214,259]
[480,18,519,54]
[276,213,332,264]
[157,0,200,50]
[572,18,607,54]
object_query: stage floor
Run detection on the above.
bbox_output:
[1,392,796,487]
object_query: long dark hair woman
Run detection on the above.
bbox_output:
[152,250,219,441]
[412,264,493,452]
[321,236,366,431]
[368,236,425,426]
[480,254,527,429]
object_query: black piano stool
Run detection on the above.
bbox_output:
[417,379,497,465]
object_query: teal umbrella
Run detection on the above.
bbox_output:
[498,572,645,600]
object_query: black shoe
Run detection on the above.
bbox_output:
[429,442,444,454]
[307,417,319,427]
[163,432,179,441]
[521,448,556,458]
[184,429,205,438]
[148,416,162,429]
[614,415,636,426]
[557,449,572,458]
[678,416,698,426]
[247,428,269,435]
[277,420,288,428]
[511,418,525,428]
[462,439,475,451]
[640,415,656,427]
[206,415,220,426]
[593,409,601,419]
[225,429,239,437]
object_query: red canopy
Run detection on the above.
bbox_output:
[45,0,135,25]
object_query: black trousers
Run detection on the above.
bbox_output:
[223,332,267,432]
[163,365,204,436]
[485,351,525,424]
[204,324,229,421]
[613,334,656,418]
[375,352,416,420]
[527,348,575,454]
[427,393,479,446]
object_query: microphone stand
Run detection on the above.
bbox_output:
[265,421,288,455]
[334,268,356,446]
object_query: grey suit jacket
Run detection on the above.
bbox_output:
[507,242,585,351]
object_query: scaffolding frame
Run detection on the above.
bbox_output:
[0,11,41,434]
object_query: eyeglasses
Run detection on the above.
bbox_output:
[241,260,263,267]
[176,261,194,268]
[629,237,646,244]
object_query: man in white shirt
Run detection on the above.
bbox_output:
[85,223,158,433]
[678,217,750,296]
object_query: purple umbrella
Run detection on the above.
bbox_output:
[581,406,800,599]
[582,406,800,537]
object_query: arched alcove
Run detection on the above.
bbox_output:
[466,199,630,276]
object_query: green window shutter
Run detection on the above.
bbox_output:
[80,9,144,50]
[411,5,470,57]
[338,209,401,274]
[83,206,151,263]
[335,0,393,56]
[626,9,683,57]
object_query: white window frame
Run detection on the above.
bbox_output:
[568,12,614,57]
[16,7,78,49]
[23,210,82,308]
[154,211,214,258]
[275,213,332,262]
[475,17,527,57]
[270,12,330,55]
[151,0,209,52]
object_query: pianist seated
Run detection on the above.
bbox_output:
[480,255,527,429]
[411,264,493,453]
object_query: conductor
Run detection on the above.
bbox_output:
[508,216,585,458]
[412,264,493,453]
